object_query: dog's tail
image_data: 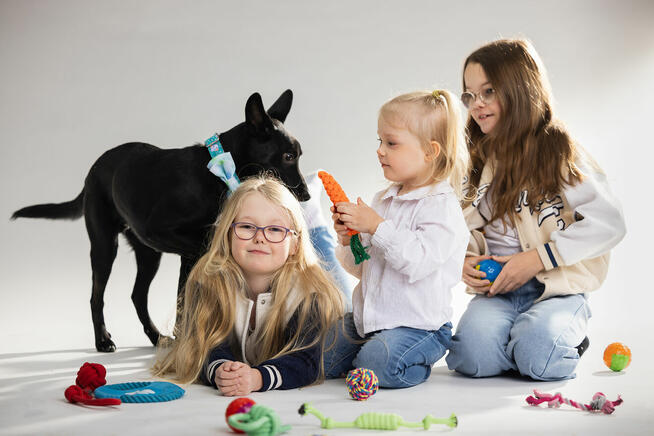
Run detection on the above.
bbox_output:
[11,190,84,221]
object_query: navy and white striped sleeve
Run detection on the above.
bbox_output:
[200,341,237,388]
[253,310,322,391]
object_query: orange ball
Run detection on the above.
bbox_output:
[603,342,631,372]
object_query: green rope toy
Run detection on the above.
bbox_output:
[227,404,291,436]
[298,403,457,431]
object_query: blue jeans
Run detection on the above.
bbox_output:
[324,313,452,388]
[309,226,354,310]
[446,278,591,381]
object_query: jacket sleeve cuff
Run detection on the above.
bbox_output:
[254,364,283,391]
[205,359,229,388]
[536,242,565,271]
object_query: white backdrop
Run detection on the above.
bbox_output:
[1,0,652,354]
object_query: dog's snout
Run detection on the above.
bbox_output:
[297,189,311,202]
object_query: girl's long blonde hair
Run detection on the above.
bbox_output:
[152,176,344,384]
[379,90,469,199]
[463,38,584,222]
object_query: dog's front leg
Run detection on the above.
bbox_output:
[172,255,201,337]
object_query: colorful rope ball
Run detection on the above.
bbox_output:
[346,368,378,401]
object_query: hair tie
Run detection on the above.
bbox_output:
[432,90,441,98]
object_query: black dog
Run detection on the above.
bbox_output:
[12,90,309,352]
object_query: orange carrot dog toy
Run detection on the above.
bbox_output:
[318,171,370,264]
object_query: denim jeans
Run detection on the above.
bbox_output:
[446,278,591,381]
[309,226,354,310]
[324,313,452,388]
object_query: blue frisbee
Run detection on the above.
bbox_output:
[94,381,185,403]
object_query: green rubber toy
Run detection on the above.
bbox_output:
[298,403,457,431]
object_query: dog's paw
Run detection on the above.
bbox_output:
[96,338,116,353]
[144,328,162,346]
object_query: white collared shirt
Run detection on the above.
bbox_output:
[336,181,469,336]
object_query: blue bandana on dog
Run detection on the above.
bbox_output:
[205,133,240,192]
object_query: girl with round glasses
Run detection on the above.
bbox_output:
[446,38,626,381]
[231,222,297,243]
[153,176,344,395]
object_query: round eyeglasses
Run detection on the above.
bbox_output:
[231,222,297,243]
[461,87,497,109]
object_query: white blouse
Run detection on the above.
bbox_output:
[336,181,469,336]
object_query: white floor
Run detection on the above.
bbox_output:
[1,327,651,435]
[1,239,652,435]
[2,192,651,436]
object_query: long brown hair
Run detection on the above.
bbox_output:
[464,38,583,222]
[152,176,344,384]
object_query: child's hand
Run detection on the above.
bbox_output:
[214,361,263,396]
[462,255,492,292]
[335,198,384,235]
[487,250,544,296]
[330,205,352,246]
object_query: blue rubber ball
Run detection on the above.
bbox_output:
[475,259,503,283]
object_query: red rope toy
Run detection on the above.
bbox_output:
[64,362,121,406]
[525,390,623,414]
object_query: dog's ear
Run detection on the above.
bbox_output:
[267,89,293,123]
[245,92,273,133]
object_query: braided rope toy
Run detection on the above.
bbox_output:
[227,404,291,436]
[64,362,121,406]
[525,390,623,414]
[299,403,457,431]
[226,397,257,433]
[346,368,378,401]
[318,171,370,264]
